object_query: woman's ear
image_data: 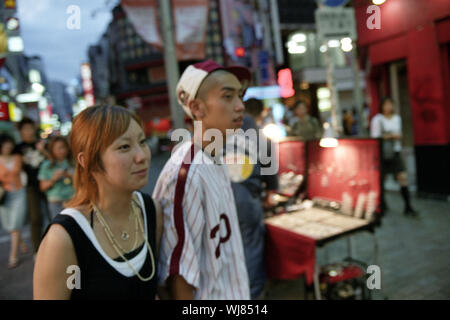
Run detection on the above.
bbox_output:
[188,99,206,120]
[77,152,86,169]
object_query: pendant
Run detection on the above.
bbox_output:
[63,178,71,185]
[121,231,130,241]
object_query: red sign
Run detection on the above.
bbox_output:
[235,47,246,57]
[0,101,10,121]
[277,68,295,98]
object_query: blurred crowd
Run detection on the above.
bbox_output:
[0,117,74,269]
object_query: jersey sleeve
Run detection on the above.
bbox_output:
[153,166,204,290]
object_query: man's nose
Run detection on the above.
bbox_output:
[235,98,245,112]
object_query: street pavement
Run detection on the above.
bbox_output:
[0,151,449,300]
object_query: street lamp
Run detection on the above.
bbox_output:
[320,122,338,148]
[327,40,340,48]
[340,37,353,52]
[7,36,24,52]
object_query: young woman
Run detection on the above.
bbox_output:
[38,136,75,220]
[33,105,163,299]
[0,134,28,269]
[370,97,418,216]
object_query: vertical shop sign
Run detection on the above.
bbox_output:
[81,63,95,107]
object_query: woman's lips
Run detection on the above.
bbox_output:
[133,168,148,176]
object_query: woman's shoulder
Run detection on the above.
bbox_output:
[40,159,52,168]
[42,221,76,255]
[44,207,90,242]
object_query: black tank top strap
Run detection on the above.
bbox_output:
[139,191,156,249]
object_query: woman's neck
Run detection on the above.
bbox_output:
[95,189,134,220]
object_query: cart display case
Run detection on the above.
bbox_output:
[264,138,382,299]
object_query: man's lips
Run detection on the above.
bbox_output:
[234,116,243,123]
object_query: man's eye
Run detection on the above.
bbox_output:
[140,139,146,145]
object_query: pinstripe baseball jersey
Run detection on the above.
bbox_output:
[153,141,250,300]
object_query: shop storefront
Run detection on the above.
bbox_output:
[355,0,450,198]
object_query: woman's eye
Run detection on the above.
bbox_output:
[119,144,130,150]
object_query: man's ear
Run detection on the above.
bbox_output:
[188,99,206,120]
[77,152,86,169]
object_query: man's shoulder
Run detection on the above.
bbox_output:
[155,142,201,185]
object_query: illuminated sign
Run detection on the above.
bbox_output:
[277,68,295,98]
[4,0,16,9]
[80,63,95,107]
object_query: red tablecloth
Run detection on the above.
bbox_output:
[265,223,316,285]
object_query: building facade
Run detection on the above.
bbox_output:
[354,0,450,198]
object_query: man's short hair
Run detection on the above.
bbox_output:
[244,98,264,118]
[176,60,251,119]
[293,99,308,110]
[18,117,35,131]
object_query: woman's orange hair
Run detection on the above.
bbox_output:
[65,105,144,209]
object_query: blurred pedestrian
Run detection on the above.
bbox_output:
[287,99,323,140]
[351,108,359,135]
[13,117,49,256]
[38,136,75,220]
[342,109,353,136]
[34,105,162,299]
[0,134,28,269]
[370,97,418,216]
[153,60,251,299]
[229,98,278,299]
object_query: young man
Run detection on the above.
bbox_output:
[13,118,49,255]
[287,99,323,141]
[153,60,251,299]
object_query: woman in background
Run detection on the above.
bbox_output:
[0,134,28,268]
[370,97,418,216]
[38,136,75,220]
